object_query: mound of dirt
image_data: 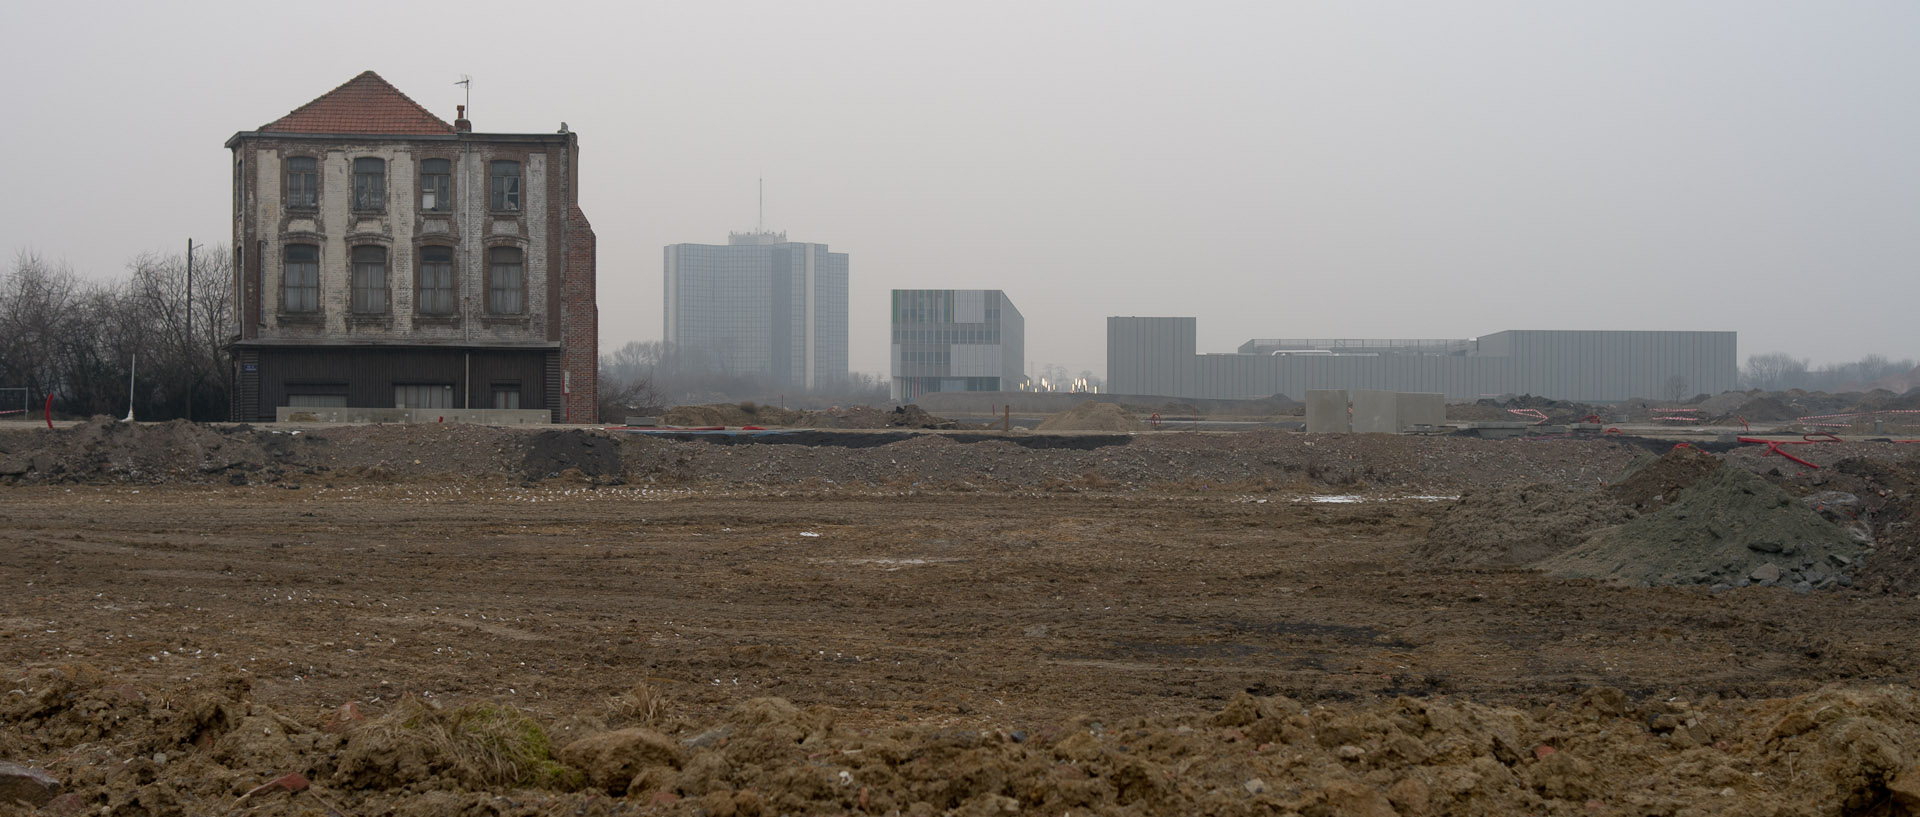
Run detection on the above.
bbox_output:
[1416,484,1638,568]
[522,429,623,480]
[1823,457,1920,595]
[1729,395,1798,422]
[0,417,273,482]
[660,403,805,427]
[1606,444,1724,511]
[1539,465,1866,589]
[798,404,963,430]
[13,661,1920,815]
[1036,401,1145,432]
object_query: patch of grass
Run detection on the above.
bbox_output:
[367,697,582,789]
[607,681,669,727]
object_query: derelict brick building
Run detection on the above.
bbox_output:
[226,71,597,422]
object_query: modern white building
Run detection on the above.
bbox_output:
[890,289,1025,401]
[663,231,848,389]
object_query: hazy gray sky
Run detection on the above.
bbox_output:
[4,1,1916,380]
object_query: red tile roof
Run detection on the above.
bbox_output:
[260,71,455,136]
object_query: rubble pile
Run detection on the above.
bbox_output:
[9,662,1920,816]
[1540,465,1867,591]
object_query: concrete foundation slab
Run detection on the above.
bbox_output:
[1398,392,1445,430]
[1306,390,1350,433]
[1351,389,1399,433]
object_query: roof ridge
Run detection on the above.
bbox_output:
[259,71,455,135]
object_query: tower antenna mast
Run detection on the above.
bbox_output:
[455,74,472,115]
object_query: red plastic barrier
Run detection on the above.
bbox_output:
[1737,436,1821,469]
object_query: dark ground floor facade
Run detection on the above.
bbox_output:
[230,345,569,422]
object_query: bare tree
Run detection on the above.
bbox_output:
[2,246,237,420]
[0,251,85,407]
[1662,373,1689,403]
[1740,352,1808,391]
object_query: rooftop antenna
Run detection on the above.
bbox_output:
[758,177,764,233]
[455,74,472,115]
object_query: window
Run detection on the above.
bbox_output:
[287,157,317,209]
[491,386,521,410]
[417,246,455,315]
[420,158,450,212]
[489,160,520,211]
[352,157,385,210]
[394,384,453,409]
[350,246,388,314]
[488,247,524,314]
[287,394,347,408]
[284,245,318,313]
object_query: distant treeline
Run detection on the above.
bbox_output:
[1,249,234,421]
[1739,352,1915,393]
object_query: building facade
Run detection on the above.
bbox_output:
[889,289,1025,401]
[1108,317,1736,402]
[663,231,848,389]
[226,71,597,422]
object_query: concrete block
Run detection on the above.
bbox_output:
[1397,392,1445,430]
[1305,390,1350,433]
[1351,389,1399,433]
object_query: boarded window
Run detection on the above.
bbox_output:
[284,245,318,313]
[394,384,454,409]
[287,157,318,209]
[350,246,387,314]
[420,158,451,212]
[417,246,455,315]
[352,157,385,210]
[488,246,524,314]
[287,394,347,408]
[489,160,521,211]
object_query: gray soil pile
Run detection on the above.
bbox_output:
[0,417,274,482]
[798,404,965,429]
[1728,395,1797,422]
[659,403,805,427]
[1816,457,1920,595]
[657,403,968,430]
[1036,401,1145,432]
[1415,484,1637,568]
[1605,445,1723,512]
[1540,465,1864,590]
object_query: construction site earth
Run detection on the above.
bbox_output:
[4,391,1920,817]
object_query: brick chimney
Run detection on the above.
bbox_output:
[454,104,471,133]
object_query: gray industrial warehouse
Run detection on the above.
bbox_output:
[1107,317,1736,402]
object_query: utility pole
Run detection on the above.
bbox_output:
[186,239,196,422]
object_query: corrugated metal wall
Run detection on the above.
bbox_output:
[241,347,556,421]
[1108,321,1736,402]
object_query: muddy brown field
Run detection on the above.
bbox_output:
[6,424,1920,815]
[8,483,1916,724]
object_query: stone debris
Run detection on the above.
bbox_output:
[0,761,61,807]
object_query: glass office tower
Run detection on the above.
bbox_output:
[663,231,849,389]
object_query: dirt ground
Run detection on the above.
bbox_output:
[5,423,1920,815]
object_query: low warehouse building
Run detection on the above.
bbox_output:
[1107,317,1734,402]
